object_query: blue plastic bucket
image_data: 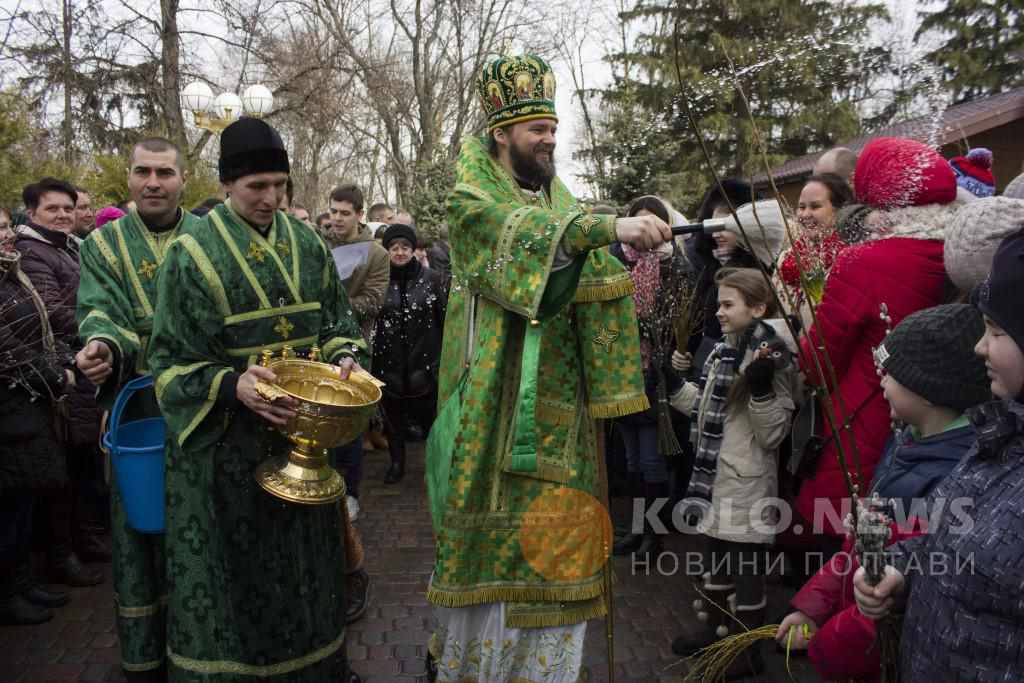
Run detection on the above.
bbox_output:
[102,375,166,533]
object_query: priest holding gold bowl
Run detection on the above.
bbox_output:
[147,117,367,683]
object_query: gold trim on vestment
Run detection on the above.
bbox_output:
[167,628,345,676]
[453,182,494,203]
[588,395,649,419]
[90,230,122,278]
[226,335,319,359]
[175,235,232,317]
[209,211,273,309]
[223,301,321,326]
[122,659,164,672]
[178,367,230,446]
[115,592,169,618]
[426,578,604,611]
[573,275,634,303]
[83,309,141,348]
[113,221,155,318]
[505,595,607,628]
[156,361,215,403]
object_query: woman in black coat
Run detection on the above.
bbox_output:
[0,243,75,624]
[372,224,447,483]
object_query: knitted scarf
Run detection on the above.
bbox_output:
[686,320,780,502]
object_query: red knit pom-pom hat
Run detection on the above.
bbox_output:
[854,137,958,209]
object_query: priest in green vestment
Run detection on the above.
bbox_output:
[425,55,672,682]
[146,118,367,683]
[75,136,198,682]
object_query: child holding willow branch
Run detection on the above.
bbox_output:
[667,262,800,677]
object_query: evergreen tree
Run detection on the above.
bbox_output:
[916,0,1024,103]
[581,0,891,210]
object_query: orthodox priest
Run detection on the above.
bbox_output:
[75,136,197,682]
[147,118,367,683]
[425,55,670,682]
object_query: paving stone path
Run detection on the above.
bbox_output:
[2,443,821,682]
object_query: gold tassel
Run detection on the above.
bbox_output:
[505,599,607,629]
[574,277,635,303]
[589,395,650,419]
[427,581,605,609]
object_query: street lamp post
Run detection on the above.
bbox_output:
[182,82,275,133]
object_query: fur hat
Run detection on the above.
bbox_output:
[382,223,417,249]
[949,148,995,198]
[855,137,958,209]
[218,117,290,183]
[944,197,1024,292]
[874,304,990,412]
[721,200,787,269]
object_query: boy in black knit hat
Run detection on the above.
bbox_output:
[854,230,1024,681]
[777,304,990,675]
[870,303,991,514]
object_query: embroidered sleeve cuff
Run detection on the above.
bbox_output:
[561,213,617,255]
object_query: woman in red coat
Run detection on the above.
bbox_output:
[792,137,966,551]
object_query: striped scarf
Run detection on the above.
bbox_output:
[686,320,779,502]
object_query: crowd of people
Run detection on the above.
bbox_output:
[1,50,1023,683]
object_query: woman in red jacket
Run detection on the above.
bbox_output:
[790,137,966,558]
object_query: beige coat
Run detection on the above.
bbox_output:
[670,319,800,544]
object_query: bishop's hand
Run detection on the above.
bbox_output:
[615,214,671,251]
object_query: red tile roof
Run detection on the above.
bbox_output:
[753,87,1024,186]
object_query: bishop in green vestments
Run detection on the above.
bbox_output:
[76,137,198,681]
[425,55,671,682]
[146,119,367,683]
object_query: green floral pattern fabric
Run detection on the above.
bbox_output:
[147,203,366,681]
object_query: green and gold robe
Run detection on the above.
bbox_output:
[76,207,198,674]
[427,136,649,628]
[147,202,367,682]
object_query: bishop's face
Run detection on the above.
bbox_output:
[499,119,557,187]
[223,172,288,227]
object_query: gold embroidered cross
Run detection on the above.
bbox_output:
[137,259,158,280]
[575,214,600,236]
[275,240,290,257]
[593,327,620,352]
[273,316,294,339]
[247,242,266,263]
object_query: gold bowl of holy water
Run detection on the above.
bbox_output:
[253,347,382,505]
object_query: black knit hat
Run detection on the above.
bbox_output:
[874,304,990,412]
[382,223,417,249]
[218,117,290,183]
[976,229,1024,353]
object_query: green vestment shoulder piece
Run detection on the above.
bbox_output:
[145,203,365,681]
[427,136,649,628]
[77,208,200,408]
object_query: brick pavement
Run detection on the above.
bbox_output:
[2,443,821,683]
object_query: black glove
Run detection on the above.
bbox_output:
[744,356,776,400]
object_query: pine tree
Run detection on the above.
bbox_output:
[580,0,891,210]
[916,0,1024,103]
